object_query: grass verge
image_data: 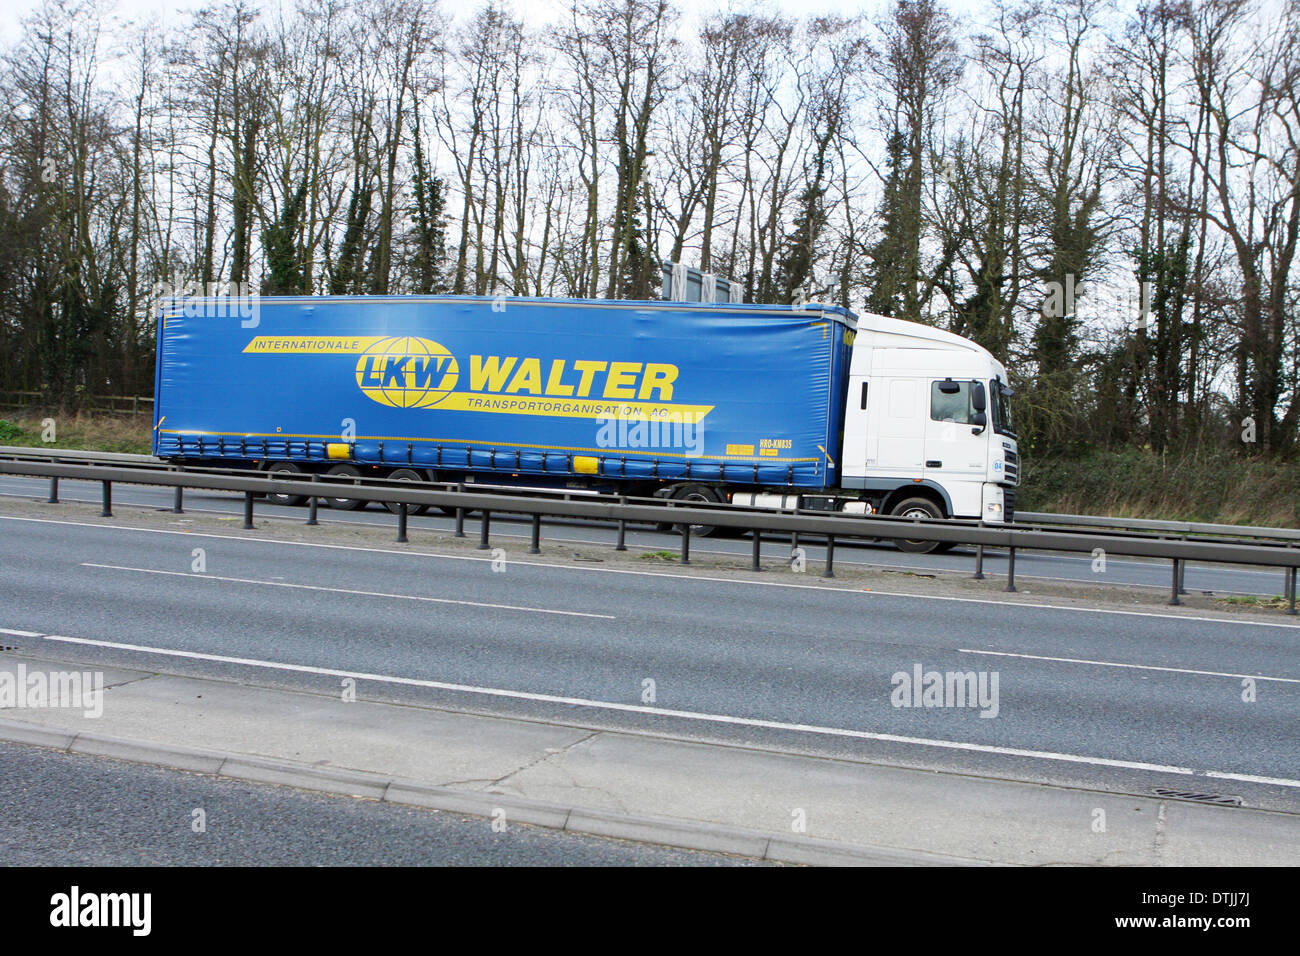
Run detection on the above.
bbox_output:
[0,412,153,455]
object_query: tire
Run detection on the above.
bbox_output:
[889,496,945,553]
[322,464,365,510]
[382,468,431,515]
[670,483,722,537]
[265,462,306,507]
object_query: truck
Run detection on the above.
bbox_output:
[153,294,1018,552]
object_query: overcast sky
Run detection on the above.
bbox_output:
[0,0,998,47]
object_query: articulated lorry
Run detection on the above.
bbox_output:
[153,294,1018,552]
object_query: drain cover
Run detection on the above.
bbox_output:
[1154,788,1244,806]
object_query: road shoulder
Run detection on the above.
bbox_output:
[0,650,1293,866]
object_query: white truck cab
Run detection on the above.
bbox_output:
[734,310,1019,552]
[839,312,1019,543]
[660,264,1018,551]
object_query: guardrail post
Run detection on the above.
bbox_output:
[306,494,319,526]
[822,535,835,578]
[751,530,763,572]
[47,476,58,503]
[529,513,541,554]
[1168,559,1182,606]
[1286,567,1297,616]
[973,543,985,580]
[243,491,255,529]
[1178,558,1188,595]
[1005,547,1017,592]
[478,510,491,550]
[172,484,184,514]
[100,480,112,517]
[396,503,409,543]
[680,522,691,565]
[454,483,466,538]
[614,496,628,551]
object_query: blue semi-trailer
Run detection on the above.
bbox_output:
[153,294,1018,551]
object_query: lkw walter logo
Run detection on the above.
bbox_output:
[354,336,459,408]
[242,334,712,422]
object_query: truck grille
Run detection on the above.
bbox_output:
[1002,448,1019,483]
[1004,488,1016,523]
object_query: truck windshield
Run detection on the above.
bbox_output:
[991,381,1015,437]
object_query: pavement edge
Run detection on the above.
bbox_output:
[0,717,989,867]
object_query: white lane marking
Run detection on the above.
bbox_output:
[1206,771,1300,789]
[34,630,1203,778]
[4,512,1298,630]
[958,648,1300,685]
[81,563,615,620]
[0,627,42,638]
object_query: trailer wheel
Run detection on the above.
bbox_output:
[382,469,431,515]
[889,497,949,553]
[322,464,365,510]
[670,483,721,537]
[265,462,307,507]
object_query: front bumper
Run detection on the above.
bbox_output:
[981,483,1015,523]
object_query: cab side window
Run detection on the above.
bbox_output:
[930,381,971,424]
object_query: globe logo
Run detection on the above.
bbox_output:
[355,336,459,408]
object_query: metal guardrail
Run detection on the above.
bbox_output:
[4,445,1293,540]
[0,446,159,465]
[1019,511,1300,545]
[0,447,1298,614]
[2,445,1295,547]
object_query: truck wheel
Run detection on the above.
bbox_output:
[323,464,365,510]
[265,462,307,507]
[671,484,721,537]
[889,497,947,553]
[383,469,431,515]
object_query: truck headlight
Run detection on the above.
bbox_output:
[987,503,1002,514]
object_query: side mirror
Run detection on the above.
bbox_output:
[972,382,987,412]
[971,411,987,433]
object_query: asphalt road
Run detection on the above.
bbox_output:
[0,473,1291,598]
[0,742,758,865]
[2,504,1298,818]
